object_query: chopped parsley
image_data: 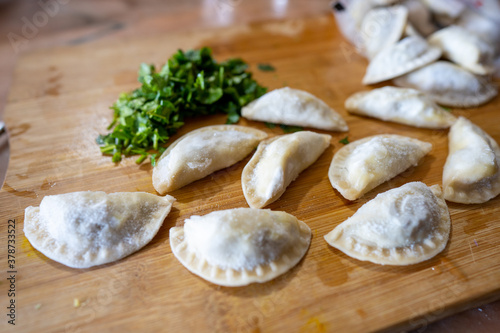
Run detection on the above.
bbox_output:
[280,124,303,133]
[97,47,267,164]
[257,63,276,72]
[264,122,303,133]
[339,136,350,145]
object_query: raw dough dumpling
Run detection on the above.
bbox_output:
[331,0,372,56]
[241,87,348,132]
[170,208,311,286]
[242,131,331,208]
[457,9,500,53]
[331,0,400,58]
[325,182,451,265]
[443,117,500,204]
[421,0,465,26]
[329,134,432,200]
[360,5,408,59]
[24,192,175,268]
[362,36,441,85]
[402,0,437,36]
[469,0,500,23]
[394,61,498,108]
[152,125,267,194]
[428,25,495,75]
[345,86,456,129]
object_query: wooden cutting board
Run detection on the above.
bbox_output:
[1,14,499,333]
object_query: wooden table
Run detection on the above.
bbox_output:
[1,1,499,332]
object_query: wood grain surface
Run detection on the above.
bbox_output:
[1,13,500,333]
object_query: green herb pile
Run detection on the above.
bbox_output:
[97,47,267,164]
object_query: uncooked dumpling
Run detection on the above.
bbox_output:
[360,5,408,59]
[331,0,372,56]
[24,191,175,268]
[362,35,441,85]
[325,182,451,265]
[170,208,311,286]
[242,131,331,208]
[241,87,348,131]
[345,86,456,129]
[152,125,267,194]
[456,9,500,53]
[402,0,436,36]
[443,117,500,204]
[329,134,432,200]
[421,0,465,26]
[394,61,498,108]
[331,0,401,58]
[428,25,495,75]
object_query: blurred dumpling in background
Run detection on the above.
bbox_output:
[345,86,456,129]
[428,25,495,75]
[393,61,498,108]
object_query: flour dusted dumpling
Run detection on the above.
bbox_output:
[457,9,500,53]
[428,25,495,75]
[394,61,498,108]
[152,125,267,194]
[170,208,311,286]
[24,192,175,268]
[241,87,348,131]
[360,5,408,59]
[402,0,436,36]
[345,86,456,129]
[443,117,500,204]
[329,134,432,200]
[422,0,465,21]
[332,0,401,58]
[331,0,371,56]
[325,182,451,265]
[242,131,331,208]
[422,0,465,26]
[362,35,441,85]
